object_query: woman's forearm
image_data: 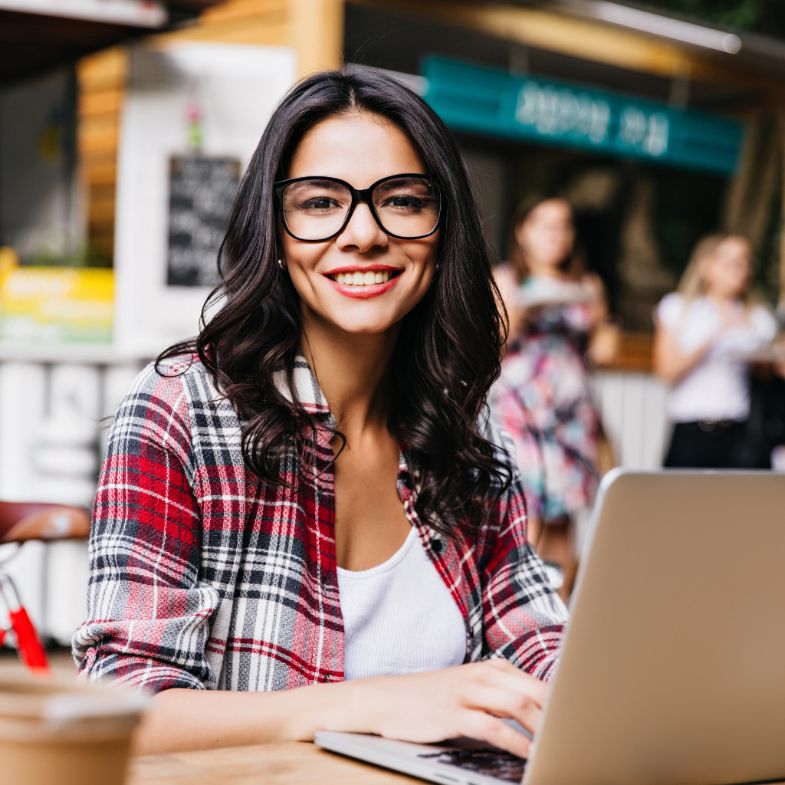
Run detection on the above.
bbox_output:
[133,680,369,755]
[132,662,548,759]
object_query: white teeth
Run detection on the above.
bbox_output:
[333,270,394,286]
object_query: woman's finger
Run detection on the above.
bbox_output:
[478,660,548,707]
[461,686,542,737]
[458,710,532,759]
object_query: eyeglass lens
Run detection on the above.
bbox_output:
[280,176,440,240]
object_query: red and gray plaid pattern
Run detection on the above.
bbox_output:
[73,356,566,692]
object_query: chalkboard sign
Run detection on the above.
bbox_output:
[166,155,241,287]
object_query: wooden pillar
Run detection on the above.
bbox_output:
[777,125,785,310]
[780,111,785,309]
[289,0,344,77]
[77,48,128,265]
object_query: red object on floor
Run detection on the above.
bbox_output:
[9,606,50,673]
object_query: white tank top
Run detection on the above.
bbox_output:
[337,527,467,680]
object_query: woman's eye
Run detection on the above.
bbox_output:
[381,195,426,211]
[300,196,341,211]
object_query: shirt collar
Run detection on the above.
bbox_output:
[272,354,332,417]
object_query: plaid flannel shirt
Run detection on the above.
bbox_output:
[73,355,566,692]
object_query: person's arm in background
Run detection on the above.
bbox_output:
[581,272,609,329]
[582,273,620,367]
[653,320,717,384]
[653,294,723,384]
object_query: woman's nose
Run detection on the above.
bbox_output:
[336,202,388,252]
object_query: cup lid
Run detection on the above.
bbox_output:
[0,670,148,729]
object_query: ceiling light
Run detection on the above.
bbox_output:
[588,1,742,53]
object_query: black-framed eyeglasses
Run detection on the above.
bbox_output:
[274,173,442,242]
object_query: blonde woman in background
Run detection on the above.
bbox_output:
[490,196,607,587]
[654,233,777,468]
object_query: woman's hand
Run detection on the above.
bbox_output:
[333,660,548,758]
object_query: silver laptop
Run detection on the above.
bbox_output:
[316,470,785,785]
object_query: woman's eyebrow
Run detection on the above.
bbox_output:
[288,177,346,190]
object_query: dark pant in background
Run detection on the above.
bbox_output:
[664,421,747,469]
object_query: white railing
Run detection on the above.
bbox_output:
[0,347,148,644]
[591,371,670,471]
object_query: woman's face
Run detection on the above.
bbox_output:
[515,199,574,272]
[280,111,440,338]
[702,237,752,300]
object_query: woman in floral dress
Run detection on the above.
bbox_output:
[491,196,606,581]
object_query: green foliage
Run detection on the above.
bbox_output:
[22,243,112,269]
[650,167,726,277]
[648,0,764,32]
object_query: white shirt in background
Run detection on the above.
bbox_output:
[656,293,777,423]
[337,527,467,681]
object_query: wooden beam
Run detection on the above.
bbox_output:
[153,17,289,45]
[289,0,344,77]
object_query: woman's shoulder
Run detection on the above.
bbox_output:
[126,353,214,412]
[655,291,686,326]
[493,262,520,298]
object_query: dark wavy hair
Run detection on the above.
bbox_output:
[158,66,511,538]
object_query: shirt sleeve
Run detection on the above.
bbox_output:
[655,292,682,329]
[750,305,778,344]
[480,423,568,681]
[72,363,219,692]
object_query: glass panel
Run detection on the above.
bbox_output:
[373,177,439,236]
[282,179,351,239]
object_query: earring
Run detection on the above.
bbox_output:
[277,258,285,271]
[434,262,442,272]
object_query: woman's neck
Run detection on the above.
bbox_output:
[705,289,742,307]
[525,259,566,280]
[299,317,397,436]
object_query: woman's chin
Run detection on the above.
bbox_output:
[304,309,401,338]
[333,320,400,337]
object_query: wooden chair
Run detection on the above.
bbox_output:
[0,502,90,673]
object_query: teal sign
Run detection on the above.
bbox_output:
[422,57,743,174]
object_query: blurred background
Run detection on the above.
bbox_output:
[1,0,784,646]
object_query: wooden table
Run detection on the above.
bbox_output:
[128,741,419,785]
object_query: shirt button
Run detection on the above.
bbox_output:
[431,538,443,554]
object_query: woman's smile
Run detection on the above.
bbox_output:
[323,265,403,299]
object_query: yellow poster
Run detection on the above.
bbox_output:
[0,249,113,343]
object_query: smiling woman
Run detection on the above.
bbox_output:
[72,67,567,760]
[280,113,440,337]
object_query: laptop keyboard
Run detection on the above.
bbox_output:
[418,747,527,783]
